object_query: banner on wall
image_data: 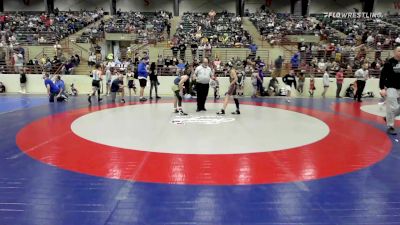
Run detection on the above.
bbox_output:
[324,12,384,18]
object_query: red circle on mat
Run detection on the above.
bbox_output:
[16,101,392,185]
[331,101,400,126]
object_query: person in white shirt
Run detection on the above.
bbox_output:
[395,36,400,44]
[354,63,369,102]
[322,69,331,98]
[194,58,213,112]
[318,59,326,72]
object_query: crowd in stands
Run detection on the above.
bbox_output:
[172,11,252,50]
[0,9,103,45]
[315,14,400,50]
[104,11,171,43]
[250,11,317,45]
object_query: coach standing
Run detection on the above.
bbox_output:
[380,46,400,135]
[194,58,213,112]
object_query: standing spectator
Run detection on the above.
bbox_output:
[290,53,299,69]
[171,45,179,58]
[137,58,149,101]
[309,75,316,97]
[104,67,112,96]
[322,69,330,98]
[19,69,27,94]
[191,42,198,60]
[335,68,344,98]
[249,43,257,60]
[379,46,400,135]
[194,58,213,112]
[149,62,160,99]
[166,22,171,38]
[283,70,297,103]
[297,72,305,94]
[88,53,96,68]
[179,42,186,61]
[274,56,284,77]
[204,43,212,58]
[354,63,369,102]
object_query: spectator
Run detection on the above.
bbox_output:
[335,68,344,98]
[149,62,160,100]
[43,73,60,102]
[322,69,331,98]
[274,55,284,77]
[283,70,297,102]
[55,75,67,101]
[137,58,149,101]
[0,81,5,93]
[19,69,27,94]
[291,53,299,69]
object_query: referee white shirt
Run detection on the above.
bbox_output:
[355,68,368,81]
[194,65,213,84]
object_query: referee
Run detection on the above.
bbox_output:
[194,58,213,112]
[379,46,400,135]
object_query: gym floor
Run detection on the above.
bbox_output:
[0,95,399,225]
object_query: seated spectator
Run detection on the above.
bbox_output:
[55,75,68,101]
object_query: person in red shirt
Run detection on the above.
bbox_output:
[335,67,344,98]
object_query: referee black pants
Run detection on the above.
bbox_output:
[196,83,209,110]
[355,80,366,101]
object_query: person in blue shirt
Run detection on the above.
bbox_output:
[249,44,257,60]
[43,73,60,102]
[291,53,300,69]
[55,75,68,101]
[137,58,149,101]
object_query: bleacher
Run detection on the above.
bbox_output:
[1,11,102,45]
[174,12,252,48]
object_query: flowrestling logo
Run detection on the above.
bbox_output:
[171,115,235,125]
[324,12,384,19]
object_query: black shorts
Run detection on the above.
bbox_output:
[128,80,136,89]
[92,80,100,88]
[139,79,147,87]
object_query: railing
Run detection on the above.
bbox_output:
[161,48,269,64]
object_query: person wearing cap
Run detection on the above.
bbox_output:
[217,62,240,115]
[380,46,400,135]
[193,58,213,112]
